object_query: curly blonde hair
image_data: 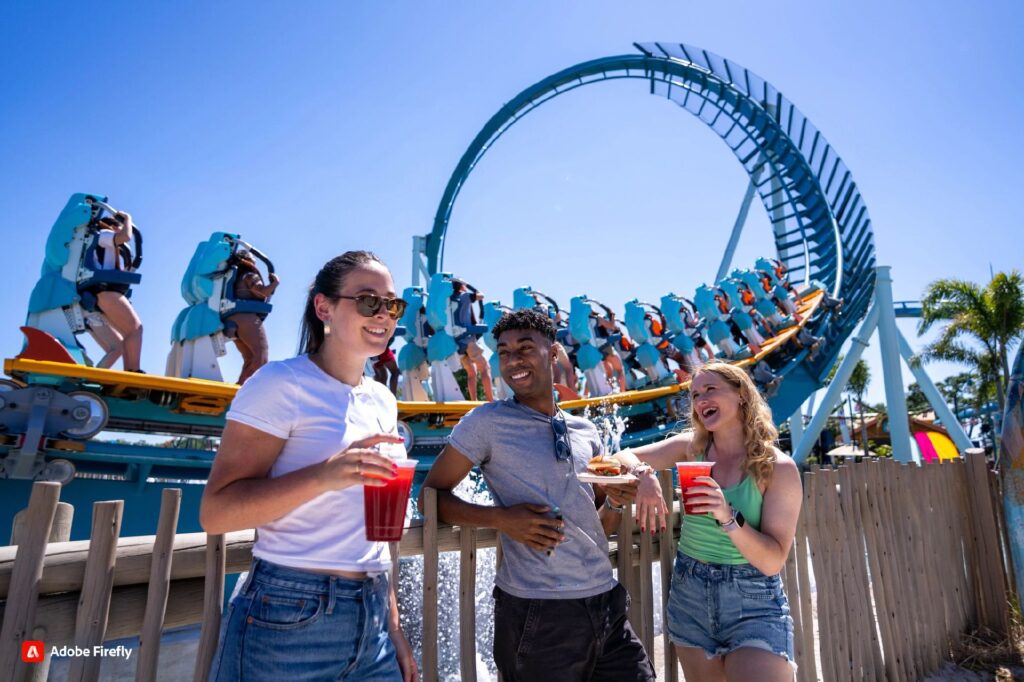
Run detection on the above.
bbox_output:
[689,362,779,486]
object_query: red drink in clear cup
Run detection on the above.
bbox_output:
[676,462,715,515]
[364,459,417,542]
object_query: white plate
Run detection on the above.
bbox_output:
[576,472,638,485]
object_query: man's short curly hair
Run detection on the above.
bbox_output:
[491,309,556,343]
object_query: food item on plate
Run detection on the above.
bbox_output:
[587,456,623,477]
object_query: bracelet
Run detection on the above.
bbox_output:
[628,463,654,477]
[603,496,625,514]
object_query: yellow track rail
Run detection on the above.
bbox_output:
[3,359,239,399]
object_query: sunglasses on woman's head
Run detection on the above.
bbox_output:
[337,294,408,320]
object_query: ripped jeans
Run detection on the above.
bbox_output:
[665,551,796,669]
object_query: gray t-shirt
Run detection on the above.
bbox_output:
[448,399,617,599]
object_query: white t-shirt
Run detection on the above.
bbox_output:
[225,354,402,572]
[88,230,120,271]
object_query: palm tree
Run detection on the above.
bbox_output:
[918,271,1024,417]
[936,372,976,429]
[905,382,930,415]
[848,359,871,455]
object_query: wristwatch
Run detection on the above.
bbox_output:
[603,496,625,514]
[718,507,745,533]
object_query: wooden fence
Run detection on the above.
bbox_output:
[0,452,1014,681]
[787,454,1014,682]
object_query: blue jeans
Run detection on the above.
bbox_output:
[666,551,795,668]
[209,559,401,681]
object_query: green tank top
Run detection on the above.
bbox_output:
[677,444,764,565]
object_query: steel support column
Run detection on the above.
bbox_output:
[793,303,879,464]
[788,406,805,457]
[715,173,760,283]
[874,266,915,463]
[895,329,974,453]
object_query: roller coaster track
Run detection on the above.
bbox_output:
[425,42,877,420]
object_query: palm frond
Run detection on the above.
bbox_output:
[919,279,985,334]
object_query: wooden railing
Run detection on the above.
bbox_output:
[0,452,1015,681]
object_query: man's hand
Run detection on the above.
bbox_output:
[597,480,638,508]
[496,503,563,551]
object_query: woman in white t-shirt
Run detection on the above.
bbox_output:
[201,251,418,681]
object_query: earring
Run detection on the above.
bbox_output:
[324,321,332,337]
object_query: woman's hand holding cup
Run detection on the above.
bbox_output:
[684,476,731,523]
[321,433,405,491]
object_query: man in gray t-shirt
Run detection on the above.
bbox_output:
[421,310,655,681]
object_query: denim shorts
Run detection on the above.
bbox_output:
[666,551,795,669]
[208,559,401,681]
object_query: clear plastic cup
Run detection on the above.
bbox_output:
[676,461,715,515]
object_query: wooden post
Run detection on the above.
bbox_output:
[657,471,678,682]
[990,469,1018,603]
[940,462,965,653]
[812,469,845,681]
[852,463,900,682]
[458,526,477,682]
[10,501,73,546]
[793,503,817,682]
[11,499,73,682]
[0,481,61,681]
[192,533,225,682]
[389,541,401,598]
[782,541,800,656]
[637,520,654,655]
[616,505,638,631]
[422,487,438,682]
[951,459,981,629]
[881,462,917,678]
[964,450,1010,635]
[67,500,124,682]
[827,467,856,682]
[838,465,877,679]
[917,465,946,672]
[882,461,918,682]
[136,488,181,682]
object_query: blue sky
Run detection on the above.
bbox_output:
[2,1,1021,407]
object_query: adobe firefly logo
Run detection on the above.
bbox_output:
[22,640,44,663]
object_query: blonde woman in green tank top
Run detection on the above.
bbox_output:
[616,362,803,681]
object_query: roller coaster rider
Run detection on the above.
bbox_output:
[737,281,777,337]
[592,303,631,393]
[715,288,763,356]
[679,297,714,364]
[757,270,802,324]
[84,210,144,372]
[451,279,493,401]
[225,251,280,384]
